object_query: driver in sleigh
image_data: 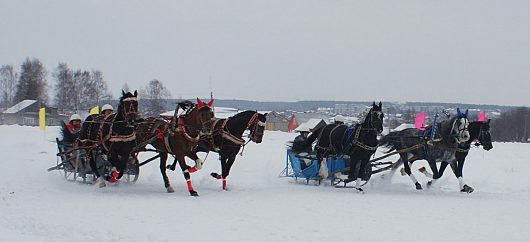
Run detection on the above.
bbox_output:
[291,127,314,169]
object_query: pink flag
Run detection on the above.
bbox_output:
[477,111,486,122]
[414,112,426,130]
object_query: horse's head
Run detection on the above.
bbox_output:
[367,101,384,134]
[477,119,493,151]
[183,98,215,134]
[196,98,215,134]
[248,112,267,143]
[119,90,139,125]
[453,108,470,143]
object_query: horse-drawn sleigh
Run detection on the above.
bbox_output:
[48,90,141,184]
[49,93,269,196]
[48,93,215,195]
[281,104,487,193]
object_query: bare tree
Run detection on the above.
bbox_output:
[78,70,93,111]
[52,63,73,113]
[15,57,48,103]
[0,65,18,109]
[90,70,112,104]
[63,69,84,112]
[141,79,171,116]
[76,70,113,111]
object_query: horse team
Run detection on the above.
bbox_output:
[69,91,492,196]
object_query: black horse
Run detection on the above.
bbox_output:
[303,102,384,192]
[193,110,267,190]
[78,90,139,187]
[378,109,471,190]
[415,119,493,193]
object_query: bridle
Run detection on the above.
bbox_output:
[196,106,215,135]
[451,117,469,143]
[475,123,491,147]
[247,112,266,142]
[362,109,384,133]
[120,96,138,124]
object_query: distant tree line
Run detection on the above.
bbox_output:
[491,107,530,142]
[52,62,113,113]
[0,57,172,116]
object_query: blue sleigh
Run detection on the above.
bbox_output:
[280,149,346,184]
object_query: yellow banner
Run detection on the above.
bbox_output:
[39,108,45,131]
[89,106,100,115]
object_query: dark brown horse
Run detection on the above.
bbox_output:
[135,99,214,196]
[78,90,139,188]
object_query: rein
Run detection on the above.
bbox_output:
[206,112,263,153]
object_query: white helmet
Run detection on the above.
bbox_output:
[70,114,82,122]
[334,115,345,123]
[101,104,114,112]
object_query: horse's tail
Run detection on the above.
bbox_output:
[378,131,400,153]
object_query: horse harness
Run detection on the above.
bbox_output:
[316,123,378,155]
[139,116,201,155]
[78,113,136,153]
[206,113,263,150]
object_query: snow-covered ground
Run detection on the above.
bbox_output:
[1,125,529,242]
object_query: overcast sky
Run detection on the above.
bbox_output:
[1,0,529,106]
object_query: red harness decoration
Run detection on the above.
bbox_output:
[155,127,165,140]
[175,117,200,143]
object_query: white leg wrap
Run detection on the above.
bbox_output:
[195,158,203,170]
[319,160,329,179]
[458,177,466,190]
[419,168,433,178]
[355,178,362,189]
[97,177,106,188]
[409,173,419,184]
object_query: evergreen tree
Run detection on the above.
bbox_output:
[15,57,48,103]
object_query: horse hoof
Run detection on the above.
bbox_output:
[166,165,175,171]
[211,173,222,179]
[166,186,175,193]
[356,188,364,193]
[427,180,433,187]
[415,182,423,190]
[189,190,199,196]
[461,185,474,193]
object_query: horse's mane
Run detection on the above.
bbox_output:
[231,110,256,122]
[225,110,257,136]
[178,100,195,110]
[357,107,371,123]
[438,116,461,145]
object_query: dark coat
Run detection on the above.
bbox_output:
[292,134,312,153]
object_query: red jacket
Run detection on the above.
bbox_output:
[66,123,81,133]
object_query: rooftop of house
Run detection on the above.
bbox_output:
[3,100,37,114]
